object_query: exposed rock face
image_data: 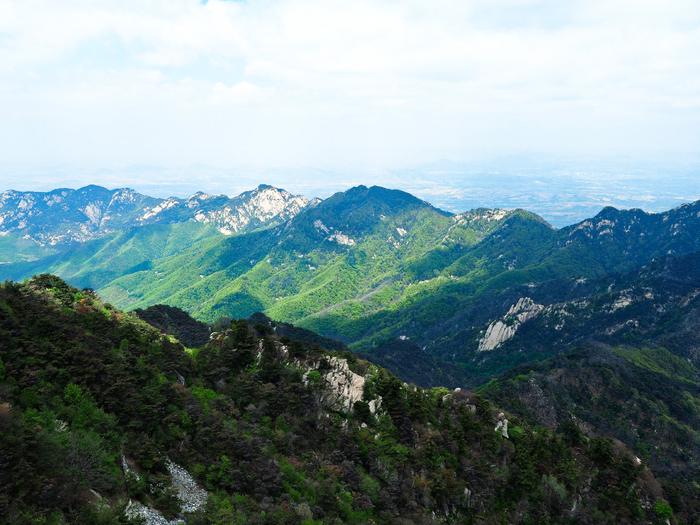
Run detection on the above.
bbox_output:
[453,208,511,225]
[479,321,518,352]
[478,297,544,351]
[125,501,183,525]
[609,294,633,312]
[313,219,330,234]
[123,460,207,525]
[121,455,139,480]
[320,357,365,411]
[140,198,180,221]
[186,185,308,235]
[327,231,356,246]
[311,216,360,247]
[302,356,381,414]
[519,378,559,428]
[368,397,382,415]
[166,460,208,513]
[494,413,509,438]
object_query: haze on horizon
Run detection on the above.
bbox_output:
[1,0,699,222]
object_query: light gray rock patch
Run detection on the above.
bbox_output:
[166,460,208,514]
[478,297,544,351]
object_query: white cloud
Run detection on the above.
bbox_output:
[0,0,699,178]
[211,81,269,104]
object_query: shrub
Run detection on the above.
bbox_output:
[306,370,322,385]
[654,500,673,519]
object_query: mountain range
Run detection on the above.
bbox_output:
[2,182,700,522]
[0,184,309,258]
[2,184,700,385]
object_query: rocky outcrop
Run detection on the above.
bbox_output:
[303,357,383,415]
[478,320,518,352]
[312,218,356,246]
[121,454,140,480]
[494,412,509,438]
[327,231,356,246]
[453,208,510,225]
[478,297,544,351]
[166,461,208,513]
[123,460,207,525]
[320,357,365,411]
[125,501,183,525]
[187,185,308,235]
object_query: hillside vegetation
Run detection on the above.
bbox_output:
[0,276,670,524]
[4,188,700,386]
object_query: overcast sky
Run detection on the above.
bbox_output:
[1,0,699,195]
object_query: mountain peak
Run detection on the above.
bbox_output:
[189,191,212,200]
[286,185,450,243]
[338,185,446,214]
[593,205,633,219]
[76,184,111,193]
[506,208,553,228]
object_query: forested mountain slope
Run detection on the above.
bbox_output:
[91,192,700,390]
[481,344,700,524]
[0,276,670,524]
[370,249,700,386]
[3,185,700,392]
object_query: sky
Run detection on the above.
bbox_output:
[0,0,699,214]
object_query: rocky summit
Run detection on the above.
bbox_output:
[0,184,308,248]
